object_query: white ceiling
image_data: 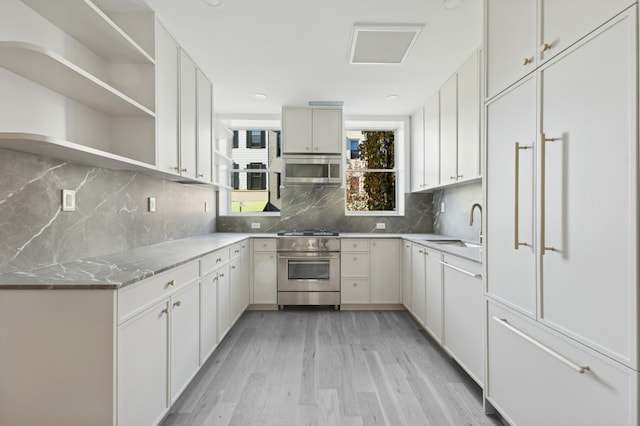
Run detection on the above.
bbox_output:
[142,0,482,117]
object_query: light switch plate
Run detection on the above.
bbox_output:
[251,222,261,229]
[148,197,156,212]
[376,222,386,229]
[61,190,76,212]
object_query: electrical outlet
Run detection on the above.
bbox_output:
[376,222,386,229]
[251,222,261,229]
[61,190,76,212]
[440,202,446,213]
[148,197,156,212]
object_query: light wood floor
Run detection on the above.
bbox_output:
[161,309,503,426]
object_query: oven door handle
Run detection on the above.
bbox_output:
[277,253,340,260]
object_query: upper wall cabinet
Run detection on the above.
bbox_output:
[282,107,343,154]
[0,0,156,169]
[485,0,634,99]
[411,49,481,192]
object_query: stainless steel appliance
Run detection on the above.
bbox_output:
[277,230,340,308]
[282,155,341,186]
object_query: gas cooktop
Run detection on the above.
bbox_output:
[277,230,339,237]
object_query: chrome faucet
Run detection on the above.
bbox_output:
[469,203,483,244]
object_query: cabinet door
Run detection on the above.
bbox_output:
[217,267,231,340]
[485,76,537,317]
[312,108,342,153]
[410,106,425,192]
[539,12,637,367]
[485,0,536,99]
[370,239,400,303]
[170,282,200,402]
[539,0,634,64]
[401,241,412,309]
[196,69,212,182]
[200,274,217,363]
[179,51,197,179]
[424,92,440,189]
[283,107,312,153]
[341,252,369,277]
[239,242,250,311]
[424,248,443,342]
[253,252,277,304]
[117,300,169,426]
[456,50,480,181]
[229,256,242,324]
[439,74,458,184]
[442,256,484,385]
[410,245,427,325]
[341,278,370,304]
[156,24,180,175]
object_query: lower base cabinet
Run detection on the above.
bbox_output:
[487,300,638,426]
[170,282,201,402]
[200,273,218,363]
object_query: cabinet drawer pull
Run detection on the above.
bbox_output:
[173,300,182,308]
[181,168,188,172]
[493,317,590,374]
[161,307,169,315]
[540,43,552,53]
[522,57,532,65]
[439,261,481,278]
[219,273,225,278]
[167,279,176,287]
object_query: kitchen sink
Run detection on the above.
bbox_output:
[424,239,482,248]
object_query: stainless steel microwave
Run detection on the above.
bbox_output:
[282,155,342,185]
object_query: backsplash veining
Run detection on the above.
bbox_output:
[432,182,482,242]
[0,149,216,272]
[217,185,434,233]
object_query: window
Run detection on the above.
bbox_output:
[345,130,398,214]
[225,129,281,214]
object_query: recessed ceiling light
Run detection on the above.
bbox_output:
[203,0,224,8]
[253,93,266,100]
[387,95,399,101]
[442,0,463,10]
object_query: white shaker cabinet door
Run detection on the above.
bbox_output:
[485,76,537,317]
[424,92,440,189]
[217,267,231,340]
[410,106,425,192]
[156,23,180,175]
[170,282,200,403]
[312,108,342,153]
[196,69,212,182]
[456,50,480,181]
[179,51,197,179]
[439,74,458,184]
[539,11,638,368]
[485,0,536,99]
[401,241,412,309]
[282,107,312,153]
[200,273,217,363]
[424,248,443,343]
[253,252,277,304]
[370,239,400,303]
[410,245,427,325]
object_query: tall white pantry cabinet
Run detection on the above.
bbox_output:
[484,1,639,424]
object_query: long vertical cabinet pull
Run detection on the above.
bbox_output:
[540,133,558,255]
[514,142,532,249]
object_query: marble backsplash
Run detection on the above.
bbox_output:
[432,182,483,243]
[217,185,434,234]
[0,149,216,272]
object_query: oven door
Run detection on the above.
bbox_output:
[277,252,340,292]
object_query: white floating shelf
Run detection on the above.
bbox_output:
[21,0,154,64]
[0,42,155,117]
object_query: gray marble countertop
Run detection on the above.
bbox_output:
[0,232,481,289]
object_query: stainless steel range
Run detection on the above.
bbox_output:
[277,230,340,309]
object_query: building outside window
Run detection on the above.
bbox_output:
[345,130,397,214]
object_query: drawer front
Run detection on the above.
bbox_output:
[253,238,276,252]
[341,253,370,277]
[201,248,230,275]
[229,242,243,259]
[341,278,370,304]
[118,260,200,324]
[487,300,638,426]
[341,238,369,252]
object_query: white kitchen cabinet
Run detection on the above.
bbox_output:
[196,69,213,182]
[487,300,638,426]
[423,92,440,189]
[239,241,250,311]
[216,265,231,340]
[410,106,425,192]
[485,0,634,99]
[0,0,156,171]
[341,278,370,304]
[456,50,481,181]
[442,255,483,386]
[156,22,180,175]
[170,281,200,403]
[118,299,169,426]
[485,76,537,317]
[282,107,342,154]
[252,239,277,304]
[439,73,458,184]
[401,240,412,309]
[341,250,369,278]
[200,272,217,363]
[538,12,638,367]
[370,239,400,303]
[424,247,443,343]
[179,51,198,180]
[229,256,242,324]
[340,238,370,304]
[410,244,427,326]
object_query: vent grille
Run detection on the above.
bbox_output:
[348,24,424,65]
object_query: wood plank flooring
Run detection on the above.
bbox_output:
[160,310,502,426]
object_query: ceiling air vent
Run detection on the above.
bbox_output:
[348,24,424,65]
